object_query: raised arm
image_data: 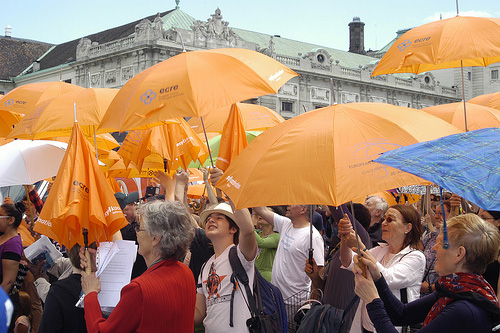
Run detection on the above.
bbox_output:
[209,167,256,261]
[252,207,275,228]
[202,168,218,206]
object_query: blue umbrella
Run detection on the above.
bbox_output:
[373,127,500,211]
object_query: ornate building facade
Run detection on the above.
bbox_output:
[12,7,460,118]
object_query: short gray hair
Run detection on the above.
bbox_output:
[367,196,389,214]
[140,201,195,261]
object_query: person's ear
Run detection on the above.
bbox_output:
[404,222,413,235]
[456,246,467,264]
[151,234,162,247]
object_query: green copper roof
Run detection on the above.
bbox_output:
[163,9,379,69]
[162,8,196,30]
[233,27,378,68]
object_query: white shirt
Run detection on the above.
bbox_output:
[197,244,256,333]
[271,213,325,302]
[346,244,425,333]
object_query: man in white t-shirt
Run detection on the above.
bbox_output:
[194,201,257,332]
[253,206,325,306]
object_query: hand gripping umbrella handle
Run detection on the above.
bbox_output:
[85,250,92,275]
[344,203,367,278]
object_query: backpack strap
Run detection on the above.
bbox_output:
[196,260,209,289]
[228,246,259,326]
[341,295,359,320]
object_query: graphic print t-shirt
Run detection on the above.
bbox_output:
[197,245,255,332]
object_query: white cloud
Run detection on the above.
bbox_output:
[424,10,493,23]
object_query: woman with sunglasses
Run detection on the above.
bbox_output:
[339,204,425,333]
[0,203,24,328]
[354,213,500,332]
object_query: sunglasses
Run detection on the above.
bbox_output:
[384,216,397,223]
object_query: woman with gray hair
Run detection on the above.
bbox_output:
[81,200,196,332]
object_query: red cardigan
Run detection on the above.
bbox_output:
[84,259,195,332]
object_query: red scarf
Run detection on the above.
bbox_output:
[423,272,500,326]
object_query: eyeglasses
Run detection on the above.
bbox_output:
[134,223,146,233]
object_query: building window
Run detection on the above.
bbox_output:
[492,70,499,80]
[468,72,471,81]
[64,79,72,84]
[281,101,293,112]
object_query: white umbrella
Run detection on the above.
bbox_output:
[0,140,67,187]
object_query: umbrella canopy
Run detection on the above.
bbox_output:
[0,111,22,137]
[0,140,67,187]
[187,184,217,199]
[215,103,462,209]
[422,102,500,131]
[215,105,248,171]
[118,118,208,172]
[188,103,285,134]
[189,131,261,168]
[374,128,500,211]
[51,132,119,152]
[34,123,127,248]
[0,81,84,114]
[469,92,500,111]
[372,16,500,76]
[7,88,118,139]
[98,48,298,132]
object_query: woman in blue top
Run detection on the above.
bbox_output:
[354,213,500,332]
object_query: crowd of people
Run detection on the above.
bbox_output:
[0,166,499,333]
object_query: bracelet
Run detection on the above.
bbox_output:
[428,283,433,294]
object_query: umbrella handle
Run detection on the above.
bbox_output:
[85,249,92,274]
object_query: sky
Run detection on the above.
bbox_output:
[1,0,499,52]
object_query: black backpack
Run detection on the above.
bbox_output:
[228,246,288,333]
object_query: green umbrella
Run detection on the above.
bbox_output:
[189,131,261,168]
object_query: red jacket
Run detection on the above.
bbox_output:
[85,259,195,332]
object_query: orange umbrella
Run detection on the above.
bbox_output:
[50,132,119,152]
[187,184,217,199]
[0,81,84,114]
[98,48,298,132]
[7,88,118,140]
[215,103,462,209]
[469,92,500,111]
[34,123,127,248]
[422,102,500,131]
[188,168,204,183]
[105,158,164,179]
[216,105,248,171]
[372,16,500,76]
[188,103,285,134]
[0,110,22,137]
[118,118,208,172]
[371,16,500,132]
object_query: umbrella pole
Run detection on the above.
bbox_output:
[309,205,314,263]
[349,201,367,277]
[439,188,450,249]
[200,117,214,167]
[83,228,92,274]
[200,116,223,200]
[460,61,468,132]
[23,185,35,227]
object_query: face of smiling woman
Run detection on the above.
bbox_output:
[381,208,412,253]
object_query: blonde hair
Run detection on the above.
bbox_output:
[447,214,500,274]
